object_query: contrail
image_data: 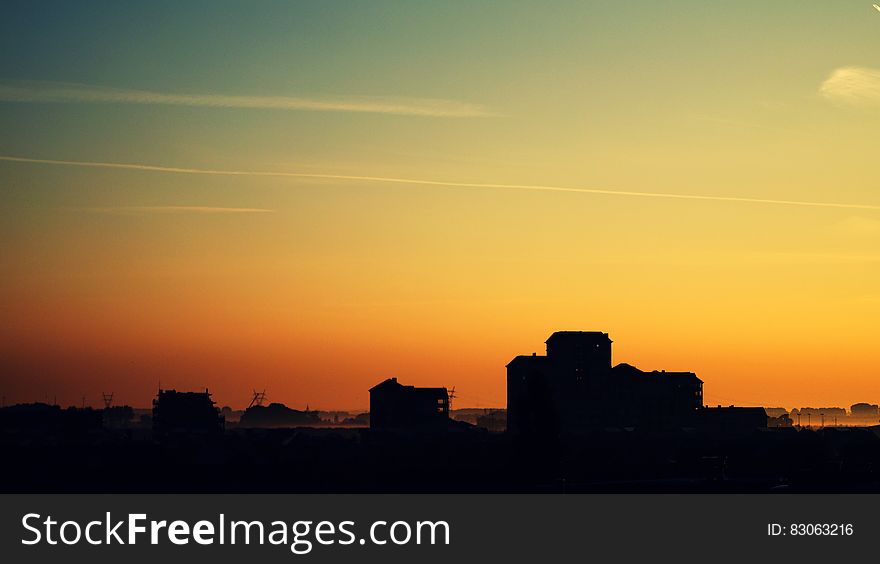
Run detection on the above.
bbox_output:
[70,206,274,214]
[2,155,880,211]
[0,81,495,118]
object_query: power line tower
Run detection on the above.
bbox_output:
[248,389,267,409]
[102,392,114,409]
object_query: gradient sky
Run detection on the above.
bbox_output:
[2,1,880,410]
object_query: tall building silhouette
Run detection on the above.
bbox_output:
[507,331,703,436]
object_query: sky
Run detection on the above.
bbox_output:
[1,1,880,410]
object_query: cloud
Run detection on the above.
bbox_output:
[819,66,880,106]
[70,206,274,215]
[3,155,880,211]
[0,81,495,117]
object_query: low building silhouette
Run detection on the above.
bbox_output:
[793,407,847,419]
[475,409,506,433]
[342,412,370,426]
[369,377,449,429]
[152,389,224,436]
[507,331,705,435]
[851,403,879,420]
[697,406,769,435]
[768,412,794,428]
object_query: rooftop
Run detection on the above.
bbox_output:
[369,377,448,394]
[613,363,702,383]
[545,331,612,343]
[506,354,550,368]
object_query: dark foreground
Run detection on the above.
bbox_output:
[4,424,880,493]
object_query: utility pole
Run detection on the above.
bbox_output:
[248,389,267,409]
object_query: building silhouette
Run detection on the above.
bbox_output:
[850,403,879,420]
[369,377,449,429]
[152,389,224,436]
[475,409,506,433]
[696,406,769,435]
[507,331,704,435]
[767,412,794,428]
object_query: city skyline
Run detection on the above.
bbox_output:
[2,2,880,410]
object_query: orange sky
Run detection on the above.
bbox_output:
[2,188,878,411]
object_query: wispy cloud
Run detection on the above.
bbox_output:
[3,155,880,211]
[819,66,880,106]
[70,206,274,215]
[0,81,495,117]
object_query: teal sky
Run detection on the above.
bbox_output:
[2,1,878,177]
